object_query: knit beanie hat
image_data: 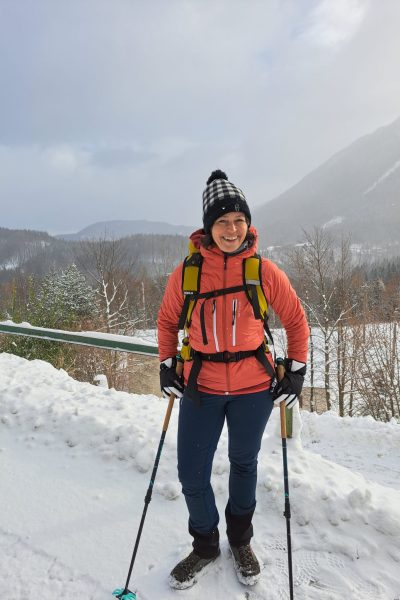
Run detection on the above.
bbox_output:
[202,170,251,234]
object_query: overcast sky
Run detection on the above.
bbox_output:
[1,0,400,234]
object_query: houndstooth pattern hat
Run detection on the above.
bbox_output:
[202,170,251,233]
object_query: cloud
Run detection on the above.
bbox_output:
[45,146,88,172]
[88,145,155,169]
[0,0,282,146]
[301,0,368,48]
[1,0,400,234]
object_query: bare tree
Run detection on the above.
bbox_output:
[355,321,400,420]
[287,228,338,408]
[287,229,359,413]
[353,275,400,420]
[331,235,360,416]
[76,237,141,388]
[77,237,138,332]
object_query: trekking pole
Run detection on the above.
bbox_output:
[112,359,184,600]
[276,357,294,600]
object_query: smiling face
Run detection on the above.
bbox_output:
[210,211,248,253]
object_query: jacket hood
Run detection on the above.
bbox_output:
[189,225,259,257]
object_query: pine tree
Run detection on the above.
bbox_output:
[1,265,97,369]
[34,264,97,328]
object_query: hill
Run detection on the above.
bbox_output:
[57,219,195,240]
[0,227,79,279]
[0,227,188,282]
[254,116,400,256]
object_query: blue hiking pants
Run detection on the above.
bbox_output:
[177,388,274,551]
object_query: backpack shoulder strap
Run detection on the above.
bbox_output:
[178,245,203,331]
[244,254,275,347]
[243,254,269,322]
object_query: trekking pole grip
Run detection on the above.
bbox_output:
[162,359,184,432]
[276,360,287,439]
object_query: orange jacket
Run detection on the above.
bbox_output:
[157,227,309,395]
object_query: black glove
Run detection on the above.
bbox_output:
[160,357,184,398]
[273,359,306,409]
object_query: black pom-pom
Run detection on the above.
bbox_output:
[207,170,228,185]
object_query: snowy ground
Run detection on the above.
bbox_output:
[1,352,400,600]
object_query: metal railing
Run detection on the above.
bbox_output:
[0,320,294,436]
[0,321,159,356]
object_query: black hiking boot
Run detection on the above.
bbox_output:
[230,543,261,585]
[168,549,221,590]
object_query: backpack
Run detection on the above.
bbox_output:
[177,242,276,395]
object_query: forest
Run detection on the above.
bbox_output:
[1,228,399,422]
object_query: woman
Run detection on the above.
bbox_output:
[157,170,309,589]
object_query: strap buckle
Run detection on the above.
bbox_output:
[223,350,236,362]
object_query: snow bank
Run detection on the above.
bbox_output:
[1,352,400,599]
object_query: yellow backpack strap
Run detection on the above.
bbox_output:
[244,254,275,349]
[243,254,268,322]
[187,239,198,255]
[178,250,203,331]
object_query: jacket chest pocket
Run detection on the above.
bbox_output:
[197,297,220,350]
[232,299,238,346]
[212,299,220,351]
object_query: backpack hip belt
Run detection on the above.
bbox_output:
[193,348,258,363]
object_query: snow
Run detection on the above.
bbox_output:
[363,158,400,195]
[0,257,20,270]
[1,352,400,600]
[94,374,109,388]
[321,216,344,229]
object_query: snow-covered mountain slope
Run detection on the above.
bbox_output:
[254,116,400,252]
[0,353,399,600]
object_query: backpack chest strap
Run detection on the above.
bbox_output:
[178,285,246,333]
[195,285,246,300]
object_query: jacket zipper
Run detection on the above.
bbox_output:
[223,254,230,393]
[232,299,237,347]
[212,299,220,352]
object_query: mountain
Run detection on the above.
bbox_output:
[0,226,189,283]
[57,219,195,240]
[58,118,400,255]
[0,227,56,272]
[254,116,400,254]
